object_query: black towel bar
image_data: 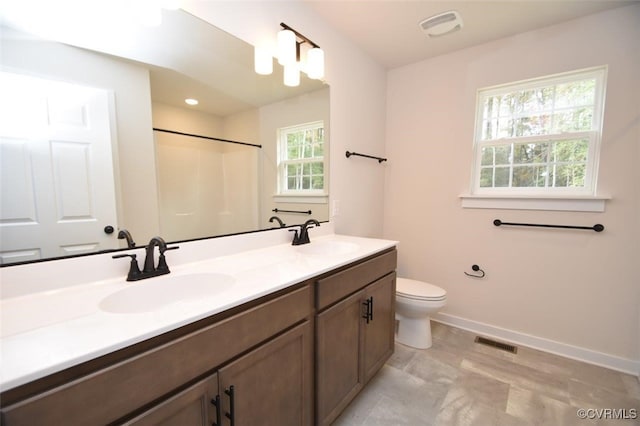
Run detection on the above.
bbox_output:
[345,151,387,163]
[272,208,312,215]
[493,219,604,232]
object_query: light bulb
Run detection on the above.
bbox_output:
[277,29,296,66]
[306,47,325,80]
[284,64,300,87]
[254,46,273,75]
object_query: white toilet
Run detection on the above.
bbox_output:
[395,278,447,349]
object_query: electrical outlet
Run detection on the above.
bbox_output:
[332,200,340,216]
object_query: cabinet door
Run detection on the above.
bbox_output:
[217,321,313,426]
[315,290,366,426]
[124,373,219,426]
[362,273,396,383]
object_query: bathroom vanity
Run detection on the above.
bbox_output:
[0,232,397,425]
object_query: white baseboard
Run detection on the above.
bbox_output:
[433,312,640,376]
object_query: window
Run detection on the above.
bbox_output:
[278,121,326,195]
[471,67,606,196]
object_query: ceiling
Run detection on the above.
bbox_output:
[0,4,324,117]
[304,0,638,69]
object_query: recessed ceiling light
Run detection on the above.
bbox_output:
[185,98,198,106]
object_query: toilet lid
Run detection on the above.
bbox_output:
[396,278,446,301]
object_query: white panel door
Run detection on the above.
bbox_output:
[0,71,119,264]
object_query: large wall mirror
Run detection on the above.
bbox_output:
[0,6,329,265]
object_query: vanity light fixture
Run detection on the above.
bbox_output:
[184,98,198,106]
[254,22,324,86]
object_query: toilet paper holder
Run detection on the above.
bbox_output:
[464,264,485,278]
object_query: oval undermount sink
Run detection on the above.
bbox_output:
[100,273,235,314]
[296,240,359,256]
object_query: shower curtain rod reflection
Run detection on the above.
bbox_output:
[153,128,262,148]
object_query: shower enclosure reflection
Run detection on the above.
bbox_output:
[154,126,260,242]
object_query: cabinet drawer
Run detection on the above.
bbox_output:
[316,249,396,311]
[1,285,312,426]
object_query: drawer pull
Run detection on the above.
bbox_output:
[211,394,221,426]
[362,297,374,324]
[225,385,235,426]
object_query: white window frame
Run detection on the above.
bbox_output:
[470,67,607,200]
[276,120,327,198]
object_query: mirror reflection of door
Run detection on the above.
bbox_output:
[0,71,119,264]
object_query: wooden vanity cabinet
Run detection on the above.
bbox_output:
[127,321,313,426]
[315,249,397,426]
[124,373,219,425]
[0,284,313,426]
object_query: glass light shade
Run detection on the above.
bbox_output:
[284,64,300,87]
[254,46,273,75]
[277,29,296,66]
[306,47,325,80]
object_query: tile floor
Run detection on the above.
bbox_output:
[333,322,640,426]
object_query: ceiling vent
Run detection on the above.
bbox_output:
[419,11,463,38]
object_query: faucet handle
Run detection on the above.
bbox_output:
[156,245,179,273]
[161,245,180,254]
[289,229,300,245]
[112,253,142,281]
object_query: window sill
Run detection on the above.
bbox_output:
[273,194,328,204]
[459,194,610,212]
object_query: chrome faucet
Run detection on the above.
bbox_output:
[112,236,179,281]
[290,219,320,245]
[269,216,286,228]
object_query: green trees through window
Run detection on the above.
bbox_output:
[278,122,325,193]
[473,67,605,194]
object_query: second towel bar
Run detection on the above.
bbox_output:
[493,219,604,232]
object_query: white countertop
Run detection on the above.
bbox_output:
[0,232,397,391]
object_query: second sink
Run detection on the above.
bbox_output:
[100,273,235,314]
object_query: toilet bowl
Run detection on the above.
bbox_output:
[395,278,446,349]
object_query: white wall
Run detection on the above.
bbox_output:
[1,35,160,244]
[384,5,640,367]
[183,0,388,238]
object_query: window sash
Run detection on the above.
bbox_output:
[471,67,605,196]
[278,121,326,195]
[473,132,598,194]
